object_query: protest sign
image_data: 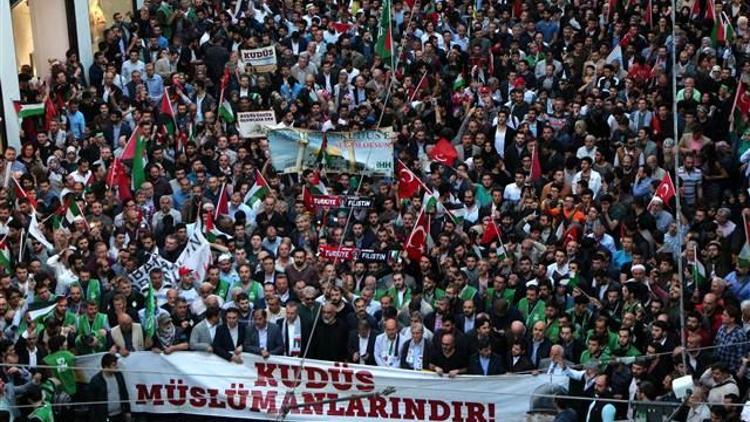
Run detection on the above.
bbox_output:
[75,352,569,421]
[268,129,393,176]
[237,110,277,138]
[240,46,277,72]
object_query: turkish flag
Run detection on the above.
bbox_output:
[406,209,430,260]
[480,218,502,245]
[650,172,676,208]
[397,160,421,199]
[428,138,458,167]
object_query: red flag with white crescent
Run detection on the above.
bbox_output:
[397,160,421,199]
[405,208,429,260]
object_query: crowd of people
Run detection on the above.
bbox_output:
[4,0,750,420]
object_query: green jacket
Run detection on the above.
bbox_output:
[484,287,515,309]
[518,298,546,327]
[75,313,108,353]
[422,288,445,308]
[579,348,612,370]
[28,403,53,422]
[385,287,412,309]
[586,329,619,352]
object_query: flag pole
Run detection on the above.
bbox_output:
[671,0,687,368]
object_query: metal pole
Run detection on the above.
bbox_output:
[671,0,687,367]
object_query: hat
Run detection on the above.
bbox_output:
[178,267,192,276]
[479,86,491,95]
[711,65,721,72]
[157,313,172,325]
[631,264,646,273]
[526,279,539,287]
[513,76,526,88]
[218,253,232,262]
[66,146,77,154]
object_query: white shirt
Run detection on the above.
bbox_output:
[503,183,523,203]
[257,324,268,350]
[571,169,603,198]
[358,335,369,364]
[208,321,218,342]
[229,325,239,347]
[374,333,401,368]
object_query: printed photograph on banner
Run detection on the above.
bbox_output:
[239,46,278,73]
[268,129,394,176]
[237,110,278,138]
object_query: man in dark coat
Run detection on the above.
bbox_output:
[309,303,349,362]
[212,307,246,362]
[468,338,505,375]
[88,353,130,422]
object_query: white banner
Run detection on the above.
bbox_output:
[240,46,277,73]
[237,110,278,138]
[175,228,212,284]
[75,352,568,421]
[128,254,178,290]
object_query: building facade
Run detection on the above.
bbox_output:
[0,0,143,149]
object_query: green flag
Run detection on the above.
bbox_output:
[132,136,147,191]
[374,0,393,61]
[144,281,155,338]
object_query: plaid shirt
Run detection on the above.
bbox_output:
[715,324,749,371]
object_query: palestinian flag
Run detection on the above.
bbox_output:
[453,73,466,90]
[214,183,230,219]
[131,136,147,192]
[12,177,37,209]
[106,158,132,201]
[374,0,393,61]
[711,11,734,45]
[422,190,439,213]
[120,127,142,160]
[159,89,176,135]
[244,170,269,210]
[316,132,331,167]
[692,246,707,286]
[310,170,328,195]
[218,98,235,123]
[13,102,44,119]
[496,242,507,261]
[731,83,750,133]
[0,241,11,273]
[60,197,85,227]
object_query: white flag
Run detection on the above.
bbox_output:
[606,45,623,66]
[176,228,213,284]
[28,213,54,251]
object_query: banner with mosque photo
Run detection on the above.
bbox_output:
[267,129,394,176]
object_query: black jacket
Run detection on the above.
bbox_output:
[347,330,377,365]
[88,371,129,421]
[399,339,434,370]
[212,323,247,361]
[467,352,505,375]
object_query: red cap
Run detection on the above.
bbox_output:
[479,86,491,95]
[178,267,193,276]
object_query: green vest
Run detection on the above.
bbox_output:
[236,281,264,303]
[43,351,77,395]
[459,285,478,302]
[518,298,546,327]
[214,279,230,301]
[76,313,108,353]
[385,287,412,309]
[545,318,560,343]
[484,287,515,309]
[28,402,54,422]
[422,288,445,308]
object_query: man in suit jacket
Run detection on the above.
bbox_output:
[348,318,377,365]
[399,322,432,370]
[190,306,221,352]
[88,353,130,422]
[244,309,284,358]
[527,320,553,368]
[468,338,505,375]
[212,307,246,363]
[506,340,535,373]
[277,301,311,357]
[538,345,575,376]
[15,334,46,370]
[109,313,150,355]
